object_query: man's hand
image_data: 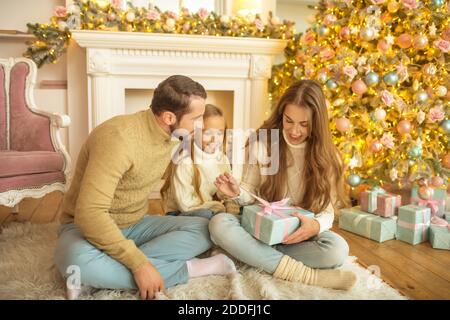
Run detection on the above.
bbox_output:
[214,172,240,198]
[132,262,165,300]
[282,213,320,245]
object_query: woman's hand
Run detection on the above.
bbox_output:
[282,213,320,245]
[132,262,165,300]
[214,172,240,198]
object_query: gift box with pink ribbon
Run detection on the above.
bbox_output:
[375,193,401,217]
[429,216,450,250]
[360,186,385,213]
[396,204,431,245]
[445,213,450,223]
[411,187,446,218]
[338,206,397,243]
[241,196,314,246]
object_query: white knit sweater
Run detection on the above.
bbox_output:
[237,131,335,234]
[164,142,231,213]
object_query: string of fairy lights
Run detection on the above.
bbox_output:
[24,0,294,67]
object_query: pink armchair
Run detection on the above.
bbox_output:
[0,58,71,209]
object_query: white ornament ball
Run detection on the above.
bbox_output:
[436,86,447,97]
[374,108,387,121]
[126,12,136,22]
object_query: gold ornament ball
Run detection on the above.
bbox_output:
[443,153,450,169]
[388,1,400,12]
[418,186,434,200]
[413,35,428,50]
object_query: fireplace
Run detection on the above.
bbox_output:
[67,30,287,181]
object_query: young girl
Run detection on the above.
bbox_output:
[161,104,238,219]
[210,80,357,291]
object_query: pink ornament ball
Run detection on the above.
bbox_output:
[352,79,368,95]
[336,117,351,132]
[397,120,412,135]
[396,33,413,49]
[377,39,391,52]
[339,27,351,40]
[370,140,383,152]
[431,176,444,188]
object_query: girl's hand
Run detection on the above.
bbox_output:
[214,172,240,198]
[282,213,320,245]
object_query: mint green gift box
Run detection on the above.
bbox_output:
[397,204,431,245]
[241,205,314,245]
[444,213,450,223]
[429,225,450,250]
[411,187,446,217]
[338,206,396,243]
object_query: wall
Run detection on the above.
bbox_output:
[276,0,317,34]
[0,0,308,167]
[125,89,234,129]
[0,0,69,147]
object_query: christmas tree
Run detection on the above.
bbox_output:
[269,0,449,192]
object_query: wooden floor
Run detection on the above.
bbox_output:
[1,191,449,300]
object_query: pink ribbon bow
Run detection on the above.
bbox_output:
[411,197,445,216]
[245,190,295,241]
[431,216,450,231]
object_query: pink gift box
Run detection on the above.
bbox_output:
[375,193,401,217]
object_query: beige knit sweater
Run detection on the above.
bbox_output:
[60,110,179,272]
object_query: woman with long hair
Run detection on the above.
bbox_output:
[210,80,357,291]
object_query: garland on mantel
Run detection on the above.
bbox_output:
[24,0,295,68]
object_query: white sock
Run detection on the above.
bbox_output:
[186,254,237,278]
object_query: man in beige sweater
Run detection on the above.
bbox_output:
[54,75,236,300]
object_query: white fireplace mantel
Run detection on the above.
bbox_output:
[67,30,287,175]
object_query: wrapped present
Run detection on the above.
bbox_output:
[445,213,450,223]
[411,187,446,217]
[375,193,401,217]
[339,206,397,243]
[446,193,450,211]
[360,186,386,213]
[397,205,431,245]
[429,216,450,250]
[241,196,314,246]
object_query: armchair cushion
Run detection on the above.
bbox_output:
[0,171,64,193]
[0,150,64,178]
[9,62,54,152]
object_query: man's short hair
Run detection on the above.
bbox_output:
[151,75,207,120]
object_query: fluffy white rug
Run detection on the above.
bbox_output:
[0,222,407,300]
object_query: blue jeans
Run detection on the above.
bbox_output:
[209,213,349,273]
[54,215,212,290]
[166,208,214,219]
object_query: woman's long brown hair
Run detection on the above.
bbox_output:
[253,79,351,213]
[160,104,226,208]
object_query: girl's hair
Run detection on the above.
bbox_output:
[160,104,226,207]
[251,79,351,213]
